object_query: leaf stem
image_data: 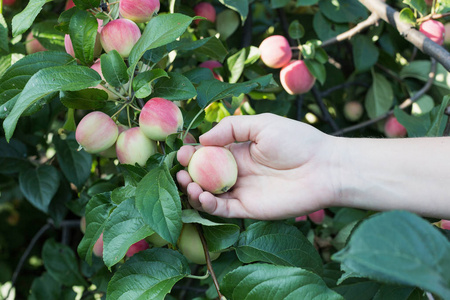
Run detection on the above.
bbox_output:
[181,109,204,142]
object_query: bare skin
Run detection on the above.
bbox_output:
[177,113,450,220]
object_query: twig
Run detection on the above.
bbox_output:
[332,58,437,136]
[417,12,450,23]
[311,86,340,133]
[322,12,379,47]
[320,81,369,98]
[358,0,450,72]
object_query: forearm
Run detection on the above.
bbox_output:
[333,136,450,219]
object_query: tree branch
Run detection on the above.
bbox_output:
[311,86,340,133]
[358,0,450,72]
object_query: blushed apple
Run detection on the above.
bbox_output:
[65,0,75,10]
[120,0,160,23]
[3,0,16,6]
[188,146,238,194]
[126,239,149,257]
[194,2,216,25]
[100,124,128,158]
[25,32,47,54]
[420,20,445,45]
[100,19,141,58]
[90,59,120,100]
[182,132,197,144]
[199,60,223,81]
[308,209,325,224]
[139,97,184,141]
[76,111,119,154]
[280,60,315,95]
[259,35,292,69]
[116,127,157,166]
[384,116,407,138]
[177,223,220,265]
[93,233,104,257]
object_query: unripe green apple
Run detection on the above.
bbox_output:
[100,19,141,58]
[139,97,184,141]
[93,233,104,257]
[119,0,160,23]
[384,116,407,138]
[90,59,119,100]
[216,9,240,40]
[194,2,216,25]
[343,101,363,122]
[280,60,315,95]
[259,35,292,69]
[116,127,157,166]
[25,32,47,54]
[76,111,119,154]
[199,60,223,81]
[188,146,238,194]
[419,20,445,45]
[126,239,149,257]
[146,232,169,247]
[177,223,220,265]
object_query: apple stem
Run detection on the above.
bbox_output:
[185,271,210,280]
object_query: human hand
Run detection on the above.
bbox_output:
[177,113,341,220]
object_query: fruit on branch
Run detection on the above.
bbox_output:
[259,35,292,69]
[65,0,75,10]
[384,116,407,138]
[182,132,197,144]
[344,101,364,122]
[90,59,120,100]
[25,32,47,54]
[115,127,157,166]
[76,111,119,153]
[280,60,315,95]
[126,239,149,257]
[146,232,169,247]
[188,146,238,194]
[441,220,450,230]
[308,209,325,224]
[100,124,128,158]
[119,0,160,23]
[419,20,445,45]
[199,60,223,81]
[93,233,104,257]
[177,223,220,265]
[194,2,216,25]
[100,19,141,58]
[139,97,184,141]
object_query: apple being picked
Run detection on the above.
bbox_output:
[76,111,119,154]
[194,2,216,25]
[100,19,141,58]
[280,60,315,95]
[116,127,157,166]
[384,116,407,138]
[120,0,160,23]
[259,35,292,69]
[139,97,184,141]
[188,146,238,194]
[419,20,445,45]
[177,223,220,264]
[126,240,149,257]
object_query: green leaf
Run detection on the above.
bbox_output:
[271,0,290,8]
[196,74,274,108]
[73,0,100,10]
[32,20,65,51]
[0,14,9,52]
[0,138,31,174]
[403,0,427,17]
[183,68,215,84]
[19,165,60,213]
[399,8,417,25]
[318,0,368,23]
[352,35,379,72]
[119,164,148,187]
[60,88,108,110]
[78,192,115,264]
[103,198,154,268]
[100,50,129,87]
[135,164,182,245]
[29,272,77,300]
[107,248,191,300]
[222,264,344,300]
[289,20,305,39]
[218,0,249,22]
[69,10,99,65]
[297,0,319,6]
[364,70,393,119]
[333,211,450,299]
[53,133,92,189]
[313,12,348,41]
[3,65,101,142]
[128,14,194,72]
[400,60,450,91]
[304,59,326,85]
[111,185,136,205]
[216,9,240,40]
[133,69,169,99]
[236,221,323,274]
[43,239,87,286]
[181,209,240,252]
[11,0,46,37]
[227,47,258,84]
[194,37,229,62]
[151,72,197,101]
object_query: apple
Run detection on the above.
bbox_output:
[100,124,128,158]
[126,239,149,257]
[25,32,47,54]
[182,132,197,144]
[90,59,120,100]
[441,220,450,230]
[3,0,16,6]
[194,2,216,25]
[419,20,445,45]
[424,0,433,5]
[100,19,141,58]
[65,0,75,10]
[199,60,223,81]
[177,223,220,265]
[120,0,160,23]
[188,146,238,194]
[295,215,307,222]
[384,116,407,138]
[139,97,184,141]
[93,233,104,257]
[308,209,325,224]
[259,35,292,69]
[115,127,157,166]
[76,111,119,154]
[343,101,364,122]
[280,60,315,95]
[146,232,169,247]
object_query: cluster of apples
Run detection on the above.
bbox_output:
[259,35,316,95]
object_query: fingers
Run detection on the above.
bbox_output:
[199,114,272,146]
[177,145,196,167]
[198,192,248,219]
